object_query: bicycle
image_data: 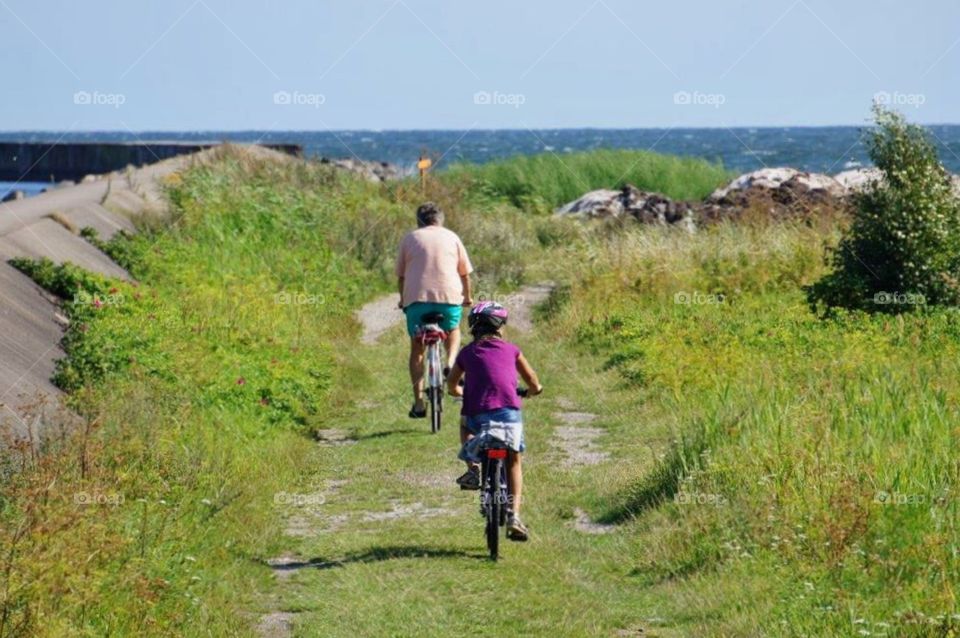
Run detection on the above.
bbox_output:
[415,312,447,434]
[478,387,529,561]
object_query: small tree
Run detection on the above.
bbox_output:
[809,106,960,313]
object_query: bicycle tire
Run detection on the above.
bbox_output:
[430,387,441,434]
[486,458,501,560]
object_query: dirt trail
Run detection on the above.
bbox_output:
[355,295,404,344]
[355,282,554,345]
[257,281,625,636]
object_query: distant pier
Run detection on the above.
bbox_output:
[0,141,303,183]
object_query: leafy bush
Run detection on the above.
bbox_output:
[808,106,960,312]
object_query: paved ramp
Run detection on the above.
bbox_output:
[0,144,294,441]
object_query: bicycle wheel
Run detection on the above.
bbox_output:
[486,458,501,561]
[429,386,441,434]
[428,344,442,433]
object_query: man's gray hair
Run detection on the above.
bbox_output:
[416,202,444,227]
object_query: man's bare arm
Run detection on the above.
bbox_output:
[516,354,543,395]
[397,277,405,309]
[461,274,473,306]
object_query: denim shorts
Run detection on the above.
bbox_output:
[464,407,525,453]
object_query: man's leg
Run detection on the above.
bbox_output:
[409,337,426,411]
[444,326,461,371]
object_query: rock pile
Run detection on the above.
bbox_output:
[555,184,694,224]
[555,166,960,227]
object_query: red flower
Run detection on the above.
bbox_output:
[236,377,246,386]
[108,287,118,294]
[259,397,270,406]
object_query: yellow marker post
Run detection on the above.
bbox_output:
[417,156,432,193]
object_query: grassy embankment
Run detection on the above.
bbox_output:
[3,145,957,636]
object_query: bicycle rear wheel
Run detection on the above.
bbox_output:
[486,458,501,560]
[429,387,441,434]
[427,344,442,433]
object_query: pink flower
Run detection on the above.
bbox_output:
[259,397,270,406]
[93,298,103,309]
[236,377,246,386]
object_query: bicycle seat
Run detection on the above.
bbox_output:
[421,312,446,325]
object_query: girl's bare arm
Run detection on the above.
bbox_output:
[447,362,465,397]
[516,354,543,395]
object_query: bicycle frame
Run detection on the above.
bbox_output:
[417,322,446,434]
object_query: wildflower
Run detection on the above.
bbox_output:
[236,377,246,385]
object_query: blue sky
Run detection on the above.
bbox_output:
[2,0,958,130]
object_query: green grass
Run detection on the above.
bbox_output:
[549,220,960,635]
[445,149,731,212]
[0,150,408,636]
[3,145,957,637]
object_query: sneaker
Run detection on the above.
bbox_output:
[455,466,480,490]
[507,514,529,541]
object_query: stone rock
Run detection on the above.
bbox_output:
[710,167,846,201]
[556,184,694,226]
[319,157,401,183]
[833,168,883,193]
[555,189,623,218]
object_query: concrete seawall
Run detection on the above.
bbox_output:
[0,143,297,444]
[0,141,302,183]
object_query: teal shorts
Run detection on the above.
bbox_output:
[404,302,462,337]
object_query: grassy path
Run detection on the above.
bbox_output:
[254,288,688,637]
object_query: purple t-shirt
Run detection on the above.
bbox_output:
[456,338,522,416]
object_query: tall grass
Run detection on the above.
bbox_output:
[548,219,960,634]
[0,149,407,636]
[446,149,731,211]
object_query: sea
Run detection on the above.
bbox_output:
[3,126,960,200]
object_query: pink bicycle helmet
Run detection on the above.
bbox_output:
[468,301,509,331]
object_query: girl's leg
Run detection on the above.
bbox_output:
[507,451,523,515]
[460,416,477,472]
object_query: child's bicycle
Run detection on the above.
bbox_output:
[478,387,530,561]
[415,312,447,434]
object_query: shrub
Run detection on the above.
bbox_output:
[808,106,960,313]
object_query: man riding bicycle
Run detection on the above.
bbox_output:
[396,202,474,418]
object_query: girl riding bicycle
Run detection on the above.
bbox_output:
[446,302,543,541]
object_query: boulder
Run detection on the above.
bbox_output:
[710,167,846,201]
[555,189,623,218]
[556,184,694,225]
[833,168,883,193]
